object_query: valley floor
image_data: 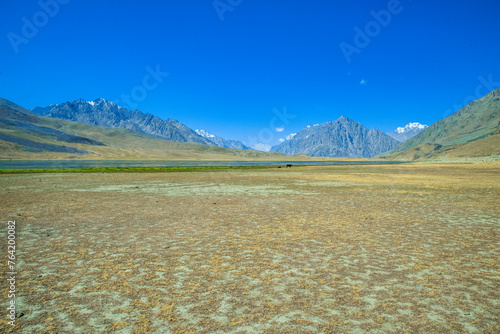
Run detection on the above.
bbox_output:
[0,163,499,333]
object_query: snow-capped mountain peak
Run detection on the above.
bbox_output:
[388,122,428,142]
[195,129,253,150]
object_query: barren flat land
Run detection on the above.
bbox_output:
[1,163,499,333]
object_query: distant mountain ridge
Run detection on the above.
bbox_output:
[387,122,428,142]
[270,116,400,158]
[195,129,253,150]
[31,98,215,146]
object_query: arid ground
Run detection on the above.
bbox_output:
[1,163,499,333]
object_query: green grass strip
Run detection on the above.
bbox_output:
[0,165,280,174]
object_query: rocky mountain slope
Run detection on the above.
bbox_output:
[270,116,400,158]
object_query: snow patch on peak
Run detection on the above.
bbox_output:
[306,123,319,128]
[93,98,116,107]
[86,98,116,108]
[195,129,216,138]
[388,122,428,142]
[286,133,297,140]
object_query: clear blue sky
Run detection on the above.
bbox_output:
[1,0,499,149]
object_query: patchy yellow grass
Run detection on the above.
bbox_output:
[0,163,499,332]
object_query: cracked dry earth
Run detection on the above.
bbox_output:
[0,163,499,333]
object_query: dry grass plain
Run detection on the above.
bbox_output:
[1,163,499,333]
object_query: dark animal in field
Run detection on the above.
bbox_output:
[286,164,293,168]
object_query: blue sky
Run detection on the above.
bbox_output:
[1,0,499,149]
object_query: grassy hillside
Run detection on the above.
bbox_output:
[380,89,500,160]
[382,133,500,161]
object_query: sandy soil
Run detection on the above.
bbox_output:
[1,163,499,333]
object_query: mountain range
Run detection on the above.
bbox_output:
[270,116,400,158]
[0,98,285,160]
[29,98,405,158]
[31,98,217,146]
[1,88,499,160]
